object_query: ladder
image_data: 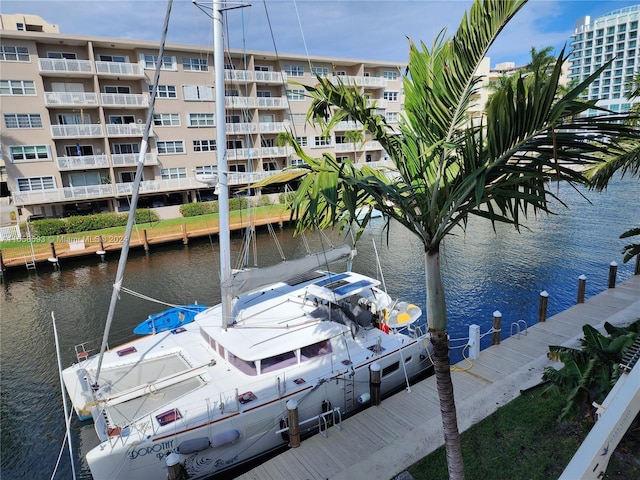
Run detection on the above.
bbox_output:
[343,375,355,413]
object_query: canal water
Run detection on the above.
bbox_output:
[1,176,638,479]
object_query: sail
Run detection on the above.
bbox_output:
[223,244,353,297]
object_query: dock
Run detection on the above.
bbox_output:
[237,274,640,480]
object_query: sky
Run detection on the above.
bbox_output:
[2,0,639,67]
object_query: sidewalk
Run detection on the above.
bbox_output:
[237,275,640,480]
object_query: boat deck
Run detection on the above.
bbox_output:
[237,274,640,480]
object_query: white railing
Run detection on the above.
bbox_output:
[38,58,94,75]
[225,97,256,108]
[229,170,280,185]
[95,61,144,76]
[12,184,115,205]
[111,153,158,166]
[106,124,150,137]
[44,91,99,107]
[225,69,253,82]
[334,120,363,131]
[257,97,288,109]
[365,140,383,150]
[331,75,387,88]
[254,71,286,83]
[57,155,109,170]
[0,225,21,241]
[116,178,201,195]
[258,122,288,133]
[51,124,104,138]
[100,93,149,107]
[261,146,292,157]
[335,142,356,152]
[226,123,258,134]
[366,98,387,109]
[227,148,260,160]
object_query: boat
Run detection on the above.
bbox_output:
[133,304,207,335]
[59,2,432,479]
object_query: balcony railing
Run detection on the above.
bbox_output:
[261,146,292,157]
[95,61,145,77]
[335,142,356,152]
[366,98,387,109]
[254,71,286,83]
[44,92,99,107]
[334,120,363,131]
[38,58,94,75]
[51,124,104,138]
[57,155,109,170]
[227,148,260,160]
[365,140,383,150]
[258,121,288,133]
[12,184,114,206]
[225,96,256,108]
[226,123,258,134]
[257,97,288,109]
[100,93,149,107]
[225,69,253,82]
[116,178,201,195]
[331,75,387,88]
[106,124,150,137]
[111,153,158,166]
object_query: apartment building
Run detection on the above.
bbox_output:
[569,5,640,113]
[0,14,404,219]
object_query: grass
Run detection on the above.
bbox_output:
[408,386,640,479]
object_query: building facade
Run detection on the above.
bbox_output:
[569,5,640,113]
[0,14,404,219]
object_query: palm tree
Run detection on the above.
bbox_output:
[527,45,556,75]
[257,1,640,477]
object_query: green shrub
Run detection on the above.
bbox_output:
[133,209,159,224]
[256,195,272,207]
[28,218,66,236]
[180,202,216,217]
[229,197,248,211]
[279,192,295,205]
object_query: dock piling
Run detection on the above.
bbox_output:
[492,311,502,345]
[538,291,549,322]
[286,399,300,448]
[369,362,382,406]
[181,224,188,245]
[608,261,618,288]
[143,229,150,251]
[577,275,587,304]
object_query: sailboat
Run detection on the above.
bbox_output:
[60,2,432,479]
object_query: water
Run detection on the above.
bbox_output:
[1,176,638,479]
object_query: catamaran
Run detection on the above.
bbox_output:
[59,1,432,479]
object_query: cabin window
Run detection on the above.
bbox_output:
[260,351,297,373]
[301,340,332,361]
[228,352,257,376]
[382,361,400,377]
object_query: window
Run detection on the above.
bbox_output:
[4,114,42,128]
[229,163,247,173]
[256,90,271,98]
[17,176,55,191]
[47,51,77,59]
[335,135,348,144]
[99,54,126,62]
[156,140,185,154]
[284,65,304,77]
[286,89,305,101]
[195,165,217,175]
[0,80,36,95]
[151,85,177,98]
[112,143,139,154]
[261,138,275,147]
[336,156,349,163]
[226,115,242,124]
[295,136,308,147]
[290,158,304,167]
[10,145,51,162]
[385,112,399,123]
[153,113,180,126]
[227,140,243,149]
[263,161,278,171]
[255,65,270,72]
[183,57,208,71]
[313,136,331,147]
[108,115,135,124]
[333,70,347,77]
[17,23,24,31]
[65,144,93,156]
[183,85,213,101]
[193,140,216,152]
[161,167,187,180]
[188,113,215,127]
[311,66,329,77]
[383,91,398,101]
[225,89,239,97]
[224,63,235,70]
[0,45,29,62]
[104,85,130,94]
[383,70,398,80]
[141,54,176,70]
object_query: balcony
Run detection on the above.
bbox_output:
[57,155,109,170]
[225,69,253,82]
[334,120,363,131]
[111,153,158,167]
[366,98,387,109]
[228,148,260,160]
[101,93,149,108]
[258,121,288,134]
[115,178,201,196]
[106,124,151,137]
[254,71,286,84]
[226,123,258,135]
[331,75,387,88]
[256,97,288,109]
[228,170,282,186]
[51,124,104,138]
[261,146,292,157]
[12,184,115,206]
[225,96,256,109]
[365,140,383,150]
[95,61,145,77]
[335,142,356,152]
[44,91,99,108]
[38,58,94,77]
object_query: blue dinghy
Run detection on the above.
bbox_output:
[133,304,207,335]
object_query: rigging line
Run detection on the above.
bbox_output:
[292,0,313,72]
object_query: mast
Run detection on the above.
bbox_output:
[213,0,233,329]
[92,0,173,388]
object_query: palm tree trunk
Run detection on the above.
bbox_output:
[426,248,465,479]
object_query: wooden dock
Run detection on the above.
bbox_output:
[237,275,640,480]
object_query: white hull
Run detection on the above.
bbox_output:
[62,270,431,479]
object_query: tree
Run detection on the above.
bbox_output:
[256,1,640,477]
[526,45,556,75]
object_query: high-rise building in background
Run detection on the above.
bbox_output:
[570,5,639,114]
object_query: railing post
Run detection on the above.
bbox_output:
[369,362,381,406]
[577,275,587,304]
[538,291,549,323]
[608,261,618,288]
[286,399,300,448]
[492,311,502,345]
